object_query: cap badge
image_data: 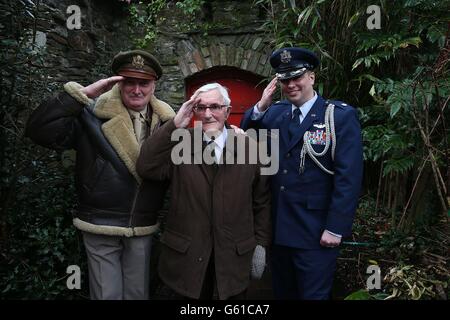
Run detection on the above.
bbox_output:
[280,50,292,64]
[132,55,145,69]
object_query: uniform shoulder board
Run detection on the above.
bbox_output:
[327,100,352,109]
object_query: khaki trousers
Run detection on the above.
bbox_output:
[82,231,152,300]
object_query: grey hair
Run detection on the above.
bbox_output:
[194,83,231,106]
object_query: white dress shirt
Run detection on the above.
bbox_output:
[203,128,228,163]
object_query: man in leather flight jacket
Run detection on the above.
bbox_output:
[25,50,175,300]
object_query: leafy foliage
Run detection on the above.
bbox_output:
[382,264,448,300]
[127,0,208,48]
[1,156,87,299]
[174,0,205,14]
[255,0,449,229]
[0,0,87,299]
[341,196,449,300]
[128,0,168,48]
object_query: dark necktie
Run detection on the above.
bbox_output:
[203,139,218,177]
[288,107,301,139]
[206,140,215,160]
[203,139,217,164]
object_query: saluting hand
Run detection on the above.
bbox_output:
[81,76,124,99]
[174,92,200,128]
[257,76,278,112]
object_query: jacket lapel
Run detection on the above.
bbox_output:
[279,110,292,151]
[149,95,176,134]
[94,85,141,182]
[93,84,175,183]
[190,127,214,186]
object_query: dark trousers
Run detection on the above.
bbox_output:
[271,244,340,300]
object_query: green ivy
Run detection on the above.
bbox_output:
[128,0,168,48]
[0,0,88,299]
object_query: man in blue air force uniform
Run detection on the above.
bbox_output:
[240,47,363,299]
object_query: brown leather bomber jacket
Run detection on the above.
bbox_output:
[25,83,175,237]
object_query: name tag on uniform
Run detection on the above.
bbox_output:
[306,130,326,145]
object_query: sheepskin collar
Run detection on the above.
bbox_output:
[94,84,174,125]
[92,84,175,182]
[64,82,175,182]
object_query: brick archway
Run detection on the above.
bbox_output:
[176,36,273,125]
[177,37,273,79]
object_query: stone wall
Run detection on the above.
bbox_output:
[1,0,273,107]
[152,1,273,107]
[0,0,133,88]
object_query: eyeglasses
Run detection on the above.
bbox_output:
[193,104,229,113]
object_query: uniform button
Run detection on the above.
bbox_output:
[198,257,203,262]
[280,186,285,191]
[283,169,288,174]
[286,153,291,158]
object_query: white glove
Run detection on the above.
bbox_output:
[251,245,266,280]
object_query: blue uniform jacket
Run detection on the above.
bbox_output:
[241,95,363,249]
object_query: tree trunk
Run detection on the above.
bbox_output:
[401,165,433,231]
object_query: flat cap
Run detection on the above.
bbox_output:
[112,49,162,80]
[270,47,320,80]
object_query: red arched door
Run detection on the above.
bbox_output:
[185,66,266,127]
